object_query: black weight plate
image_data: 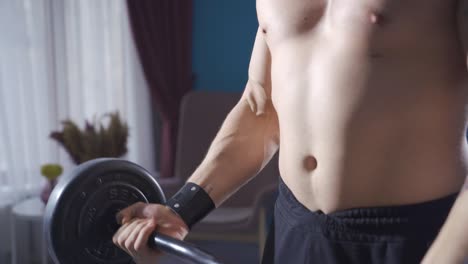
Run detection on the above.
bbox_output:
[44,158,166,264]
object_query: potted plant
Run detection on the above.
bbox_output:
[40,164,63,204]
[41,112,129,204]
[50,111,129,164]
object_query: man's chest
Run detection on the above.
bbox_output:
[256,0,458,43]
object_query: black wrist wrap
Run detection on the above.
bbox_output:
[166,182,215,229]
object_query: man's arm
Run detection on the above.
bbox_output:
[422,191,468,263]
[112,29,279,260]
[187,28,279,207]
[422,1,468,263]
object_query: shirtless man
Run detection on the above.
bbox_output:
[113,0,468,263]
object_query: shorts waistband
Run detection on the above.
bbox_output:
[276,178,458,240]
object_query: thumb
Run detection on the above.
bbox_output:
[116,202,146,224]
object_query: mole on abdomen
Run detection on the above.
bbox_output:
[262,28,267,34]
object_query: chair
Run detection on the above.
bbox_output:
[159,90,279,254]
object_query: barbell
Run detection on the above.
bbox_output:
[43,158,223,264]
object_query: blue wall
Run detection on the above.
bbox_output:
[192,1,258,92]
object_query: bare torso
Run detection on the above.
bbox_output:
[257,0,468,213]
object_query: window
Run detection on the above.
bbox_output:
[0,0,155,196]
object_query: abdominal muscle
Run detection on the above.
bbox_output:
[270,34,468,214]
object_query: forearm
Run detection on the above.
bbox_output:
[187,97,279,207]
[423,187,468,263]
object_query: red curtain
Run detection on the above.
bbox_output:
[127,0,193,177]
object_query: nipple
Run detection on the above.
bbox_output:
[369,12,385,26]
[303,155,318,172]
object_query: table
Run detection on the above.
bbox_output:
[11,197,52,264]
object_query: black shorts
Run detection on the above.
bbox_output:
[261,178,459,264]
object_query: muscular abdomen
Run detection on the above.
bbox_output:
[263,0,468,213]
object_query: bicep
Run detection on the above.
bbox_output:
[242,28,273,116]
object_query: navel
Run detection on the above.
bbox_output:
[303,155,318,172]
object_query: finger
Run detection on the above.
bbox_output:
[134,220,157,253]
[113,221,132,245]
[116,219,144,250]
[124,220,150,255]
[116,202,146,224]
[251,82,267,115]
[113,223,132,256]
[246,92,257,113]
